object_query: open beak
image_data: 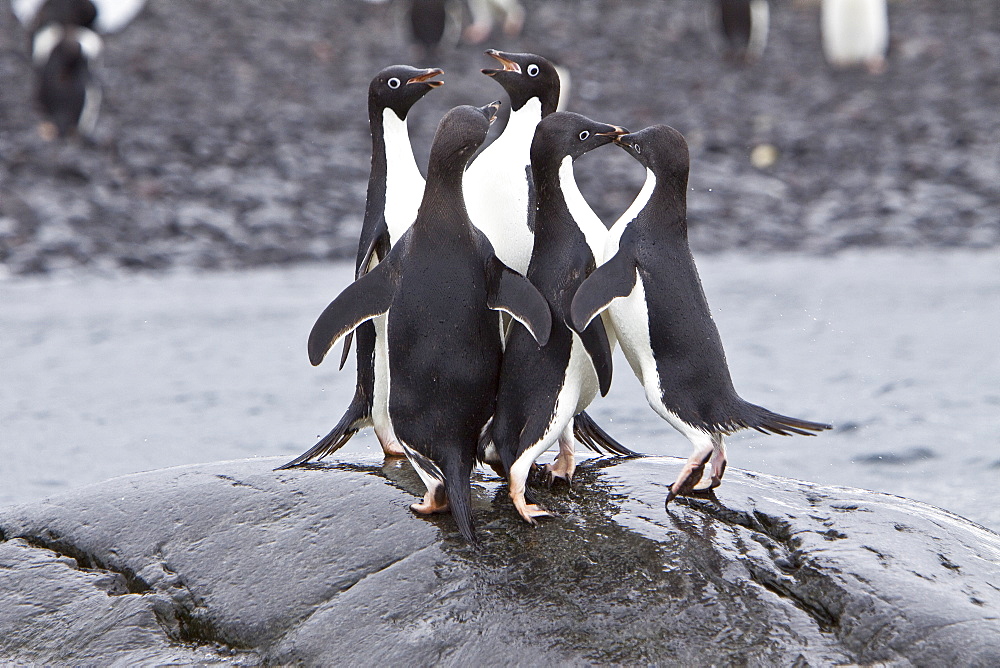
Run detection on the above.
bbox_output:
[481,100,502,124]
[407,68,444,87]
[482,50,520,76]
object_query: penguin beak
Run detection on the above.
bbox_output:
[482,50,520,76]
[407,68,444,88]
[613,132,635,146]
[481,100,502,124]
[597,125,629,138]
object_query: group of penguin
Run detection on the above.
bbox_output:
[718,0,890,71]
[277,50,831,543]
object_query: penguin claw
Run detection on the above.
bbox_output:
[516,503,554,525]
[544,465,573,489]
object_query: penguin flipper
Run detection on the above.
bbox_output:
[570,251,637,332]
[576,316,614,397]
[308,261,397,366]
[339,220,391,370]
[486,257,552,347]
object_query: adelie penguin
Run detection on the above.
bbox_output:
[571,125,831,507]
[466,49,631,461]
[303,102,551,543]
[277,65,443,470]
[15,0,148,139]
[489,112,628,524]
[716,0,769,64]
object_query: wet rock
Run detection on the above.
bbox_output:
[1,456,998,665]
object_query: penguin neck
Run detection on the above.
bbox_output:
[377,107,423,193]
[417,158,474,239]
[485,97,543,159]
[369,107,424,242]
[547,156,608,259]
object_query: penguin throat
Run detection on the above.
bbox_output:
[558,156,609,258]
[485,97,542,158]
[381,108,424,242]
[617,168,657,228]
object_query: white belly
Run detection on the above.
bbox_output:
[371,312,397,447]
[821,0,888,65]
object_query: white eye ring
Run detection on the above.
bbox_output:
[527,63,540,77]
[388,77,401,89]
[578,130,590,141]
[634,144,641,154]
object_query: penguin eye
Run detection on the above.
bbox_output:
[387,77,401,89]
[526,63,540,77]
[634,144,641,154]
[578,130,590,141]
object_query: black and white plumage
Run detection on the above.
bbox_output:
[571,125,831,506]
[716,0,769,63]
[465,49,632,462]
[15,0,147,138]
[277,65,443,470]
[303,103,551,542]
[489,112,628,524]
[464,50,560,276]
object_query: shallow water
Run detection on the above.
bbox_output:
[2,250,998,530]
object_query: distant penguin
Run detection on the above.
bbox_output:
[408,0,461,57]
[15,0,148,139]
[717,0,769,63]
[571,125,831,506]
[277,65,443,470]
[463,0,525,44]
[821,0,889,73]
[489,112,628,523]
[303,102,551,542]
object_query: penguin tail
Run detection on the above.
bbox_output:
[274,395,369,470]
[735,402,832,437]
[573,411,641,457]
[443,457,477,545]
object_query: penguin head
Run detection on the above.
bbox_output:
[615,125,690,179]
[429,102,499,169]
[369,65,443,121]
[481,50,560,115]
[531,111,628,166]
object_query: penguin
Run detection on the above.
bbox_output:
[570,125,831,506]
[407,0,461,58]
[303,102,552,543]
[716,0,769,63]
[489,112,627,523]
[277,65,443,470]
[463,0,525,44]
[464,50,634,461]
[15,0,149,139]
[21,0,102,139]
[821,0,889,74]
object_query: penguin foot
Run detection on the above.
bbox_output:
[382,440,406,458]
[410,487,449,515]
[513,500,553,525]
[544,465,573,489]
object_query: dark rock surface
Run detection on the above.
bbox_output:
[1,0,999,276]
[1,455,998,665]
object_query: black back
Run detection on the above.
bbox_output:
[614,126,747,430]
[491,112,623,469]
[37,34,90,137]
[409,0,447,52]
[719,0,753,50]
[481,50,560,114]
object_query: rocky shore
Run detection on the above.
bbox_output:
[2,455,999,665]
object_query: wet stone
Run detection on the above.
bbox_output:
[1,455,998,665]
